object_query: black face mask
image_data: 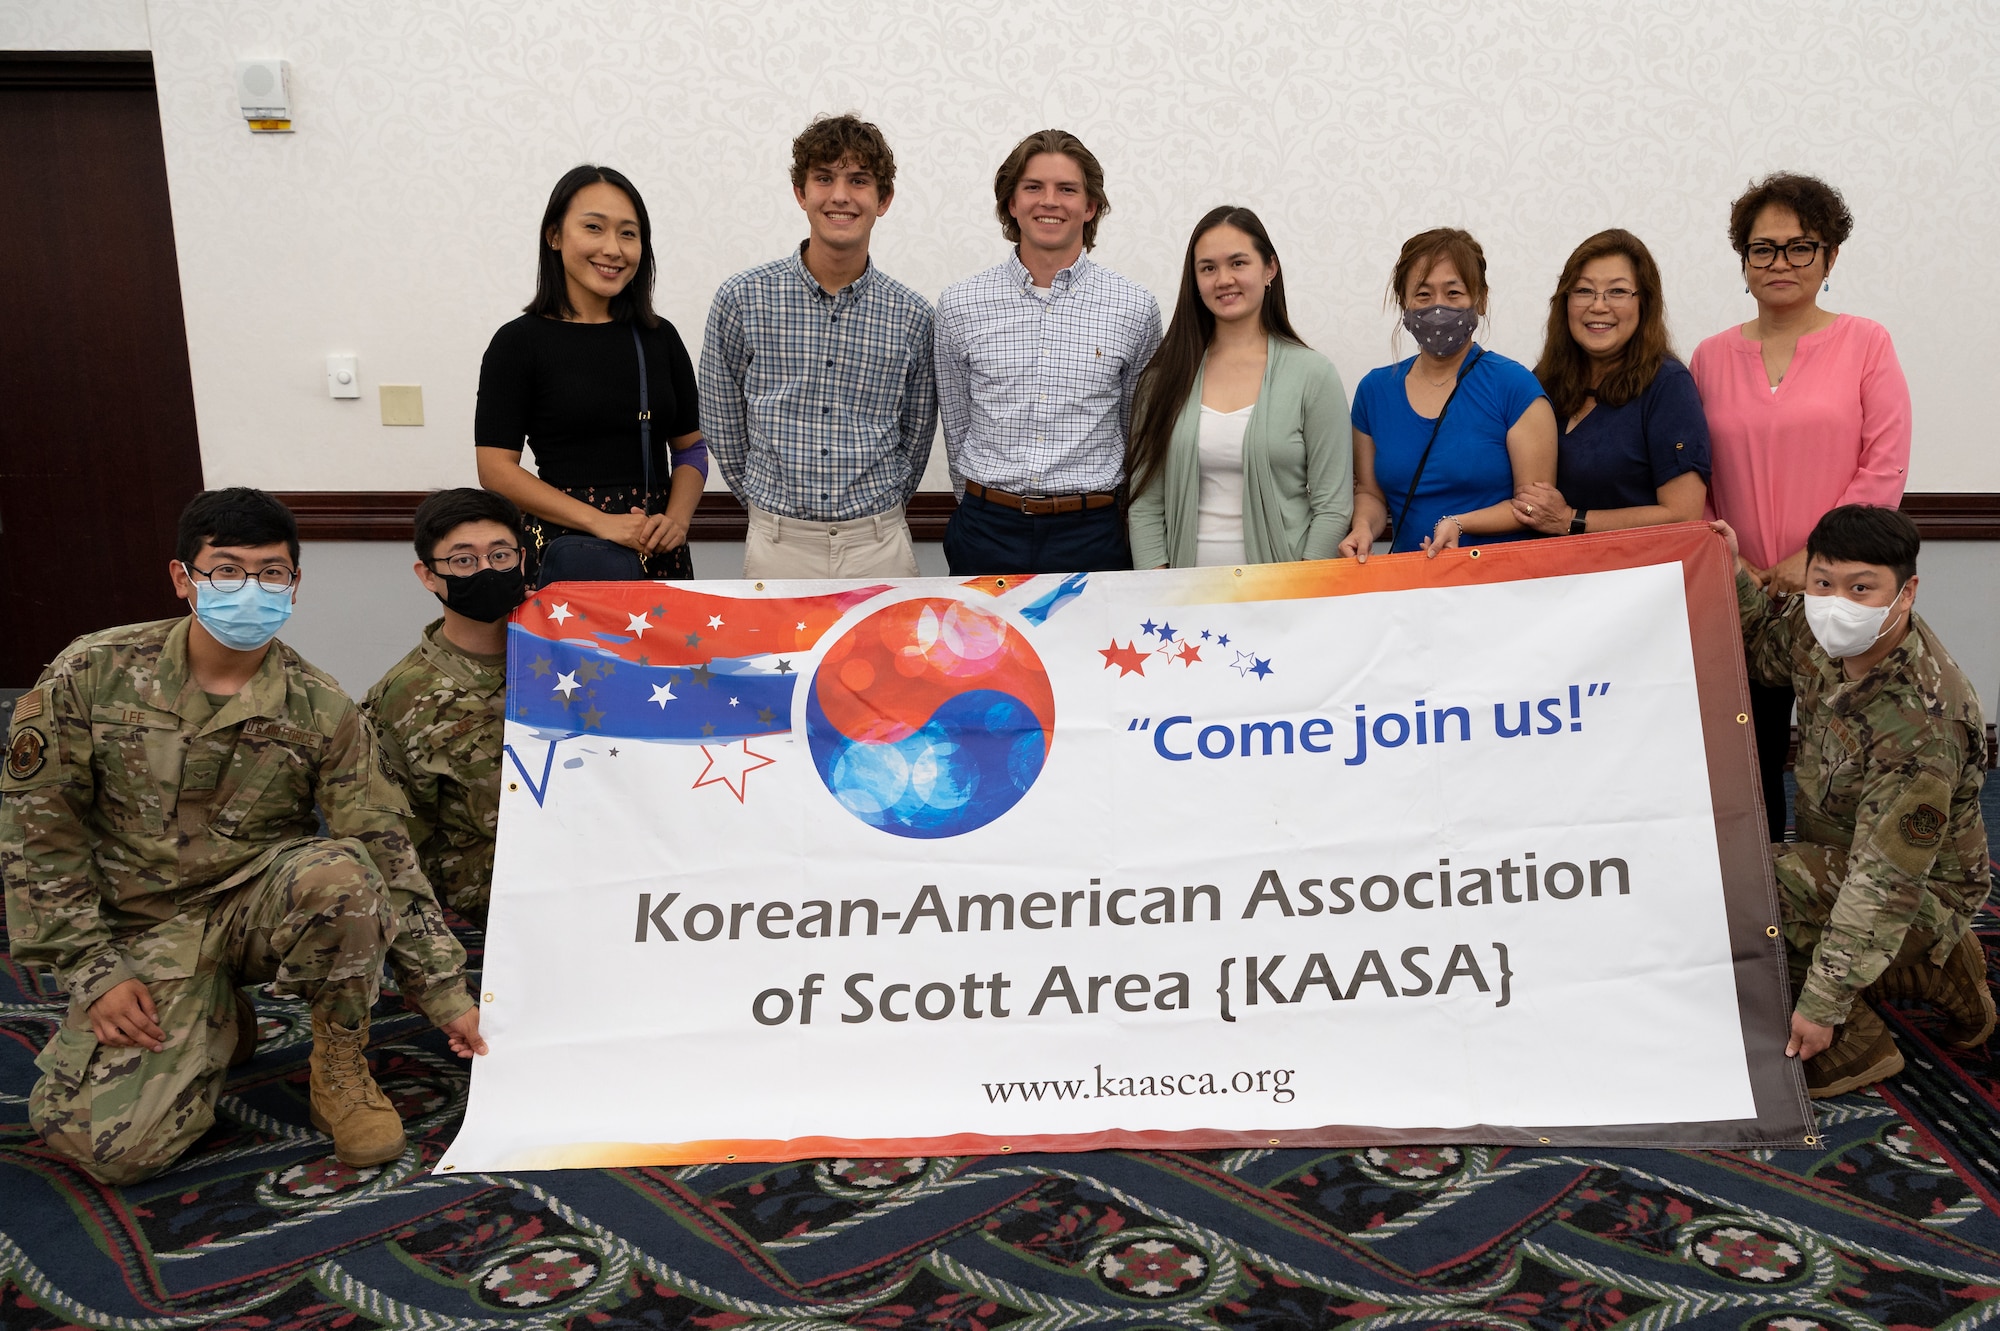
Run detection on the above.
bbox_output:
[435,567,526,623]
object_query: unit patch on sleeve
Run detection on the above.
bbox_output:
[6,727,47,780]
[1899,803,1945,847]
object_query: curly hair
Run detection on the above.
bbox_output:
[1728,172,1853,255]
[790,114,896,198]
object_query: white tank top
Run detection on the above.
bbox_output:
[1195,404,1252,567]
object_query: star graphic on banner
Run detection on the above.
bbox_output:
[693,739,777,802]
[609,748,619,757]
[554,671,581,698]
[577,659,599,683]
[1178,643,1202,666]
[627,612,652,636]
[688,664,714,689]
[1139,618,1159,637]
[581,705,605,730]
[530,656,551,678]
[1099,639,1148,677]
[796,621,807,631]
[729,697,740,707]
[649,681,677,708]
[700,721,715,736]
[1231,652,1257,677]
[1158,622,1178,642]
[636,654,651,667]
[707,614,725,629]
[601,661,616,676]
[1217,633,1231,647]
[548,602,573,626]
[757,707,775,725]
[684,631,702,647]
[1251,658,1273,679]
[776,659,793,674]
[1200,629,1211,640]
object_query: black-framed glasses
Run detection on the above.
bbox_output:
[1745,239,1827,269]
[185,561,297,592]
[427,547,522,576]
[1568,285,1639,306]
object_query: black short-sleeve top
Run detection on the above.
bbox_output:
[1554,357,1713,512]
[473,314,700,491]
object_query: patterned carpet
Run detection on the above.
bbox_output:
[2,779,1999,1329]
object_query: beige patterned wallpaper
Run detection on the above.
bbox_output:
[33,1,2000,489]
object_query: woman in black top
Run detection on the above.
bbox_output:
[475,164,708,582]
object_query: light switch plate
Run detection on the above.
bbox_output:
[327,355,359,398]
[379,384,424,426]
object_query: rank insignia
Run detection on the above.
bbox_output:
[1900,803,1944,847]
[6,727,47,781]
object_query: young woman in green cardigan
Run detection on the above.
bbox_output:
[1126,207,1352,569]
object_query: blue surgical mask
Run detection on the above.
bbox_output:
[192,580,295,650]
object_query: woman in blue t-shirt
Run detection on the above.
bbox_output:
[1339,229,1556,560]
[1513,230,1710,536]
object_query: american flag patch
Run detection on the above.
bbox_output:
[11,691,43,724]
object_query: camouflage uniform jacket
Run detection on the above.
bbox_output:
[362,619,504,919]
[1737,572,1991,1025]
[1,617,472,1025]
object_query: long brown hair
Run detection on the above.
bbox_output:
[1127,206,1303,499]
[1532,229,1674,422]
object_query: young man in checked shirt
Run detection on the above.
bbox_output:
[700,114,939,579]
[934,129,1164,576]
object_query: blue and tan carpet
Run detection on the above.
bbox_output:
[3,775,2000,1329]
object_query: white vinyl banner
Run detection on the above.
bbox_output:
[440,539,1777,1173]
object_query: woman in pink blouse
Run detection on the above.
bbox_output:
[1691,172,1911,840]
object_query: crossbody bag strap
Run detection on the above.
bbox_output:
[631,324,654,505]
[1391,344,1485,544]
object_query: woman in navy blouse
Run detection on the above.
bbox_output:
[1515,230,1710,536]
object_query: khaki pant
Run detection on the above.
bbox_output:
[1773,840,1953,1023]
[743,505,920,580]
[30,839,395,1185]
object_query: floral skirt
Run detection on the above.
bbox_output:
[522,483,692,581]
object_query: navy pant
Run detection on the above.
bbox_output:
[942,494,1132,576]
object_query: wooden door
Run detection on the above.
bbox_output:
[0,55,205,686]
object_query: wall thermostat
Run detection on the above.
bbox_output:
[236,60,292,132]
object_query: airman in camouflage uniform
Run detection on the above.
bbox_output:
[1733,505,1992,1097]
[3,488,481,1185]
[364,620,505,928]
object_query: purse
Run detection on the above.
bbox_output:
[535,325,660,587]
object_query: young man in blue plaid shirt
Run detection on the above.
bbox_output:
[700,115,938,579]
[934,129,1163,576]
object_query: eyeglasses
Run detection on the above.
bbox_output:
[428,547,522,576]
[1568,286,1639,306]
[1745,239,1827,269]
[185,561,297,592]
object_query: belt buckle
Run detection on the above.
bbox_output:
[1021,492,1053,514]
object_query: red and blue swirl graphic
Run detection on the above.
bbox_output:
[806,598,1055,838]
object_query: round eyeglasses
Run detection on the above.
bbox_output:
[428,547,522,577]
[1745,240,1827,269]
[185,562,297,592]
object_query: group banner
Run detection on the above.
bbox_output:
[437,524,1811,1174]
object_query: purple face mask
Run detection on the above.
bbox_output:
[1402,304,1479,358]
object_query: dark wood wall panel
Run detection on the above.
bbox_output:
[277,491,2000,545]
[0,56,206,685]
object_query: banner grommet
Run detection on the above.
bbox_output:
[1766,926,1779,938]
[1736,713,1749,724]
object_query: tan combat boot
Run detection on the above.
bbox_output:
[1862,927,1996,1049]
[308,1011,407,1166]
[1805,1002,1904,1099]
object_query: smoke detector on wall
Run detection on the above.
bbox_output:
[236,60,292,132]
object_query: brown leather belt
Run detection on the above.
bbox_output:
[964,479,1119,515]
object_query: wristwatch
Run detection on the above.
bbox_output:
[1569,509,1589,535]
